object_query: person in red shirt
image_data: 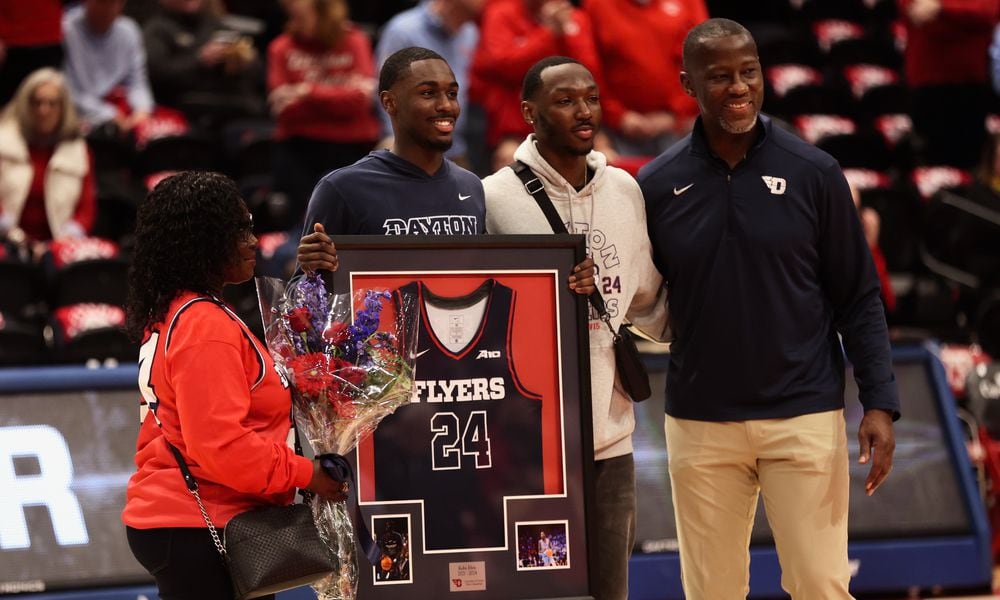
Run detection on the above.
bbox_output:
[0,0,64,105]
[268,0,379,224]
[470,0,619,171]
[583,0,705,157]
[122,171,347,600]
[0,68,95,250]
[899,0,999,168]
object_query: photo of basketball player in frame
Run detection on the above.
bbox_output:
[330,235,596,599]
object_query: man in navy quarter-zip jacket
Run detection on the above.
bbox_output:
[638,18,899,600]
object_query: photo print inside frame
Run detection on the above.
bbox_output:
[373,514,413,585]
[516,520,570,571]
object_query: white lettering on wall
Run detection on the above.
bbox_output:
[0,426,89,549]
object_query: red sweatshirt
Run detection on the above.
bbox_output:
[584,0,703,119]
[471,0,620,147]
[267,26,380,143]
[899,0,999,87]
[19,145,95,242]
[123,293,313,530]
[0,0,62,47]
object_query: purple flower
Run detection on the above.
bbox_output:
[290,273,330,351]
[345,290,390,363]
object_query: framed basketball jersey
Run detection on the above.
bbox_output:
[331,235,596,599]
[361,279,553,553]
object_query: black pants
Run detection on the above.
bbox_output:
[126,526,275,600]
[592,454,637,600]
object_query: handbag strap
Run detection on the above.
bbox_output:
[147,297,322,559]
[153,389,382,566]
[509,160,620,341]
[163,438,228,557]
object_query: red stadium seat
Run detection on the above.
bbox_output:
[0,260,42,320]
[911,167,973,202]
[50,303,134,364]
[44,238,128,309]
[766,64,849,119]
[0,312,48,365]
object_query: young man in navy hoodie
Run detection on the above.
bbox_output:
[638,18,898,599]
[297,47,483,256]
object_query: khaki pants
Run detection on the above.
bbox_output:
[664,410,853,600]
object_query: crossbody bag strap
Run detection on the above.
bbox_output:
[160,421,312,559]
[162,437,228,557]
[509,160,620,341]
[511,160,569,234]
[150,295,306,557]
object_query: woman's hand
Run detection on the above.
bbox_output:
[297,223,338,273]
[306,460,349,502]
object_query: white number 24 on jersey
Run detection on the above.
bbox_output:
[430,411,491,470]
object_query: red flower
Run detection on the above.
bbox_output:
[332,395,356,419]
[289,353,338,398]
[338,366,366,388]
[330,356,351,371]
[287,307,312,332]
[323,321,349,345]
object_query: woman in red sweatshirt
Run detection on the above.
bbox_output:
[268,0,379,224]
[121,171,346,600]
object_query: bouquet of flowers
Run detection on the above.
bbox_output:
[257,273,418,600]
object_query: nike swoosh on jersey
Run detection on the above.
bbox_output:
[415,349,431,359]
[459,194,472,201]
[673,183,694,196]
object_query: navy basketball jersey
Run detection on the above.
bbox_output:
[370,279,544,552]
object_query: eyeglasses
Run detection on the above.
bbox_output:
[238,215,256,241]
[30,97,61,108]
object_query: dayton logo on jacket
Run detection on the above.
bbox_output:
[761,176,787,195]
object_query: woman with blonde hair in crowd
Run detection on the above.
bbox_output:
[0,67,95,247]
[267,0,379,226]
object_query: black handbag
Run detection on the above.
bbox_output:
[223,504,334,599]
[164,441,336,600]
[510,161,652,402]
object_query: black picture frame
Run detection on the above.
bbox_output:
[331,235,596,600]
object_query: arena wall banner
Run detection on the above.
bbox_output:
[0,366,151,594]
[330,234,596,600]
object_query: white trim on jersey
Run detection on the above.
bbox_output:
[162,296,267,391]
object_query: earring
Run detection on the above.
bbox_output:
[528,120,534,124]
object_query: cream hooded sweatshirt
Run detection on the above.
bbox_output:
[483,135,667,460]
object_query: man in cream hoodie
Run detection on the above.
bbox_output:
[482,55,666,600]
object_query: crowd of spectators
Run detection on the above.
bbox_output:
[0,0,999,366]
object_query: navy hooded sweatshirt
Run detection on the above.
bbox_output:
[638,115,899,422]
[302,150,485,236]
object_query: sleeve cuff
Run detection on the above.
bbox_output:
[861,400,901,421]
[293,455,314,490]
